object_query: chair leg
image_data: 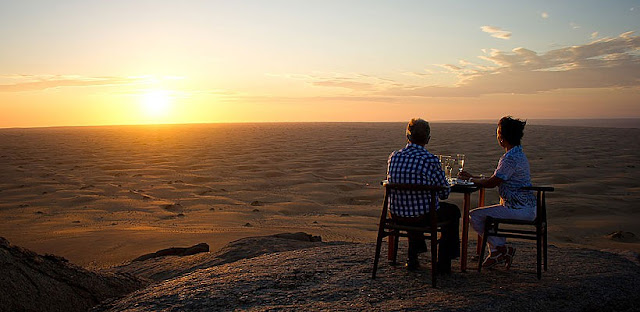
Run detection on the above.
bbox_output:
[392,233,400,265]
[478,225,489,272]
[543,224,548,272]
[536,227,542,280]
[431,235,438,288]
[372,230,385,279]
[387,233,395,262]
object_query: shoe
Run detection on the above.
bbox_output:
[405,257,420,271]
[504,246,516,270]
[482,247,507,269]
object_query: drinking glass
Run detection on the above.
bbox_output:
[444,157,453,180]
[438,155,448,172]
[457,154,465,174]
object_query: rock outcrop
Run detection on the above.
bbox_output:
[132,242,210,262]
[108,232,332,282]
[4,233,640,312]
[97,241,640,312]
[0,237,146,312]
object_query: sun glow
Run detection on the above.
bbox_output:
[141,90,172,118]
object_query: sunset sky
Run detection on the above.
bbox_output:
[1,0,639,128]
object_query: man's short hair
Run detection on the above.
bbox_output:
[406,118,430,145]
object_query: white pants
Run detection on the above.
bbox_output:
[469,204,536,252]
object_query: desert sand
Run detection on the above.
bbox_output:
[0,122,639,269]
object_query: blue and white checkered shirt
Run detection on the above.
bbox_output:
[386,143,450,217]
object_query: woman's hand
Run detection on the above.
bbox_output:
[458,170,473,180]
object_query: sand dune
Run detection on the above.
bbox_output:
[0,122,638,268]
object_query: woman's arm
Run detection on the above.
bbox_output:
[472,175,502,188]
[458,171,503,188]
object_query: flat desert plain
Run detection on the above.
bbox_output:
[0,122,638,267]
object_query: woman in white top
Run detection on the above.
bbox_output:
[459,116,535,269]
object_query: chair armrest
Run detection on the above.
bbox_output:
[522,186,554,192]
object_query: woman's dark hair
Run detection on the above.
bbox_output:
[498,116,526,146]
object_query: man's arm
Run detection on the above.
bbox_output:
[429,160,450,199]
[386,152,395,181]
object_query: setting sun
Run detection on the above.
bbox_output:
[141,90,172,118]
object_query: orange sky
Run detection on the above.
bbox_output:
[1,1,639,128]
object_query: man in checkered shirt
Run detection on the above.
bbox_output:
[387,118,461,272]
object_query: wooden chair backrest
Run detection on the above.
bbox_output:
[522,186,555,223]
[381,180,449,227]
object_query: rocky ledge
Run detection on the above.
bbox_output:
[0,237,145,312]
[2,234,639,312]
[99,237,639,312]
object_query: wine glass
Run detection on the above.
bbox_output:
[438,155,447,172]
[444,156,453,180]
[457,154,465,174]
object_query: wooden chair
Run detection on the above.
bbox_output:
[478,186,554,279]
[372,181,450,287]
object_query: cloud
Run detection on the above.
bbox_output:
[591,32,599,39]
[401,70,434,78]
[541,12,549,19]
[280,72,403,92]
[0,75,142,92]
[570,22,580,29]
[481,26,512,40]
[311,78,375,91]
[217,94,396,105]
[440,64,462,71]
[383,31,640,97]
[247,32,640,101]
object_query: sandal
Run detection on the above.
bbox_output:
[504,246,516,270]
[482,248,507,269]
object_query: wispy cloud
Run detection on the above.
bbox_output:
[591,32,599,39]
[440,64,462,71]
[481,26,512,40]
[541,12,549,19]
[311,78,375,91]
[401,70,434,78]
[0,75,143,92]
[278,72,402,92]
[383,31,640,97]
[259,32,640,101]
[570,22,581,29]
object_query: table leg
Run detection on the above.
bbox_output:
[461,192,470,272]
[476,188,486,255]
